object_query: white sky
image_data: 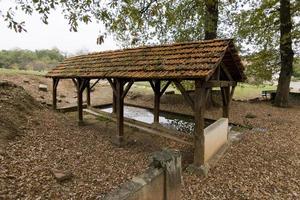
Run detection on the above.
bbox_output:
[0,1,118,55]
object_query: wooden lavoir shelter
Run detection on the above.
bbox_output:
[46,39,246,167]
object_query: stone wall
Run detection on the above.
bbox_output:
[102,149,181,200]
[204,118,228,162]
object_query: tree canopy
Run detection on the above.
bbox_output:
[0,49,64,71]
[233,0,299,83]
[1,0,299,83]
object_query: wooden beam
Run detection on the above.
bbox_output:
[90,78,100,90]
[159,80,171,97]
[52,78,60,110]
[86,79,91,106]
[204,80,236,88]
[77,78,84,125]
[112,93,117,114]
[221,63,233,81]
[230,85,236,102]
[153,80,160,123]
[211,66,221,81]
[149,80,155,92]
[173,80,194,110]
[71,78,77,87]
[122,80,134,99]
[115,78,124,145]
[107,78,117,96]
[221,86,230,118]
[193,79,207,166]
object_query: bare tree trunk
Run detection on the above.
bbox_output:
[274,0,294,107]
[204,0,219,108]
[204,0,218,40]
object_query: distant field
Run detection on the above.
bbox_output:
[0,69,279,100]
[133,81,276,100]
[233,83,276,100]
[0,68,47,76]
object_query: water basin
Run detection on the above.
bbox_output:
[101,105,211,134]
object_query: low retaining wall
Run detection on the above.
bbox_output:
[102,149,181,200]
[204,118,228,163]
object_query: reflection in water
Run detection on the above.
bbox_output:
[101,106,195,134]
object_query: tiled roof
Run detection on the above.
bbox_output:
[46,39,245,81]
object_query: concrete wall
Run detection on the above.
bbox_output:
[204,118,228,162]
[126,168,165,200]
[103,149,181,200]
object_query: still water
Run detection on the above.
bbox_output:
[101,105,196,134]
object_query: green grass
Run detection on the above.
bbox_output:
[0,69,275,100]
[293,62,300,80]
[0,68,47,76]
[133,81,276,100]
[233,83,276,100]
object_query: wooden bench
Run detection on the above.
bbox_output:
[261,90,276,100]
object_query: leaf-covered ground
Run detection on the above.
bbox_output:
[0,74,299,199]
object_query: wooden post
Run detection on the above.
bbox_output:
[110,78,117,114]
[52,78,59,110]
[86,79,91,106]
[77,78,84,125]
[221,86,230,118]
[112,94,117,113]
[193,79,207,166]
[115,79,124,145]
[153,80,160,123]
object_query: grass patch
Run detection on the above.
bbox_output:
[233,83,276,100]
[96,115,111,122]
[133,81,277,100]
[293,58,300,81]
[0,68,47,76]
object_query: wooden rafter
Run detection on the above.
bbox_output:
[71,78,77,87]
[149,80,155,91]
[221,63,233,81]
[204,80,236,88]
[122,80,134,99]
[52,78,60,110]
[90,79,101,90]
[107,78,117,96]
[173,80,194,110]
[159,81,171,97]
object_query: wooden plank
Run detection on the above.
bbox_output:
[159,80,171,97]
[107,78,117,96]
[149,80,155,92]
[221,86,230,118]
[204,80,236,88]
[112,93,117,114]
[52,78,60,110]
[193,79,207,166]
[153,80,160,123]
[173,80,194,110]
[230,85,236,102]
[122,80,134,99]
[90,78,100,90]
[116,78,124,144]
[71,78,77,87]
[221,63,233,81]
[86,79,91,106]
[77,78,84,124]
